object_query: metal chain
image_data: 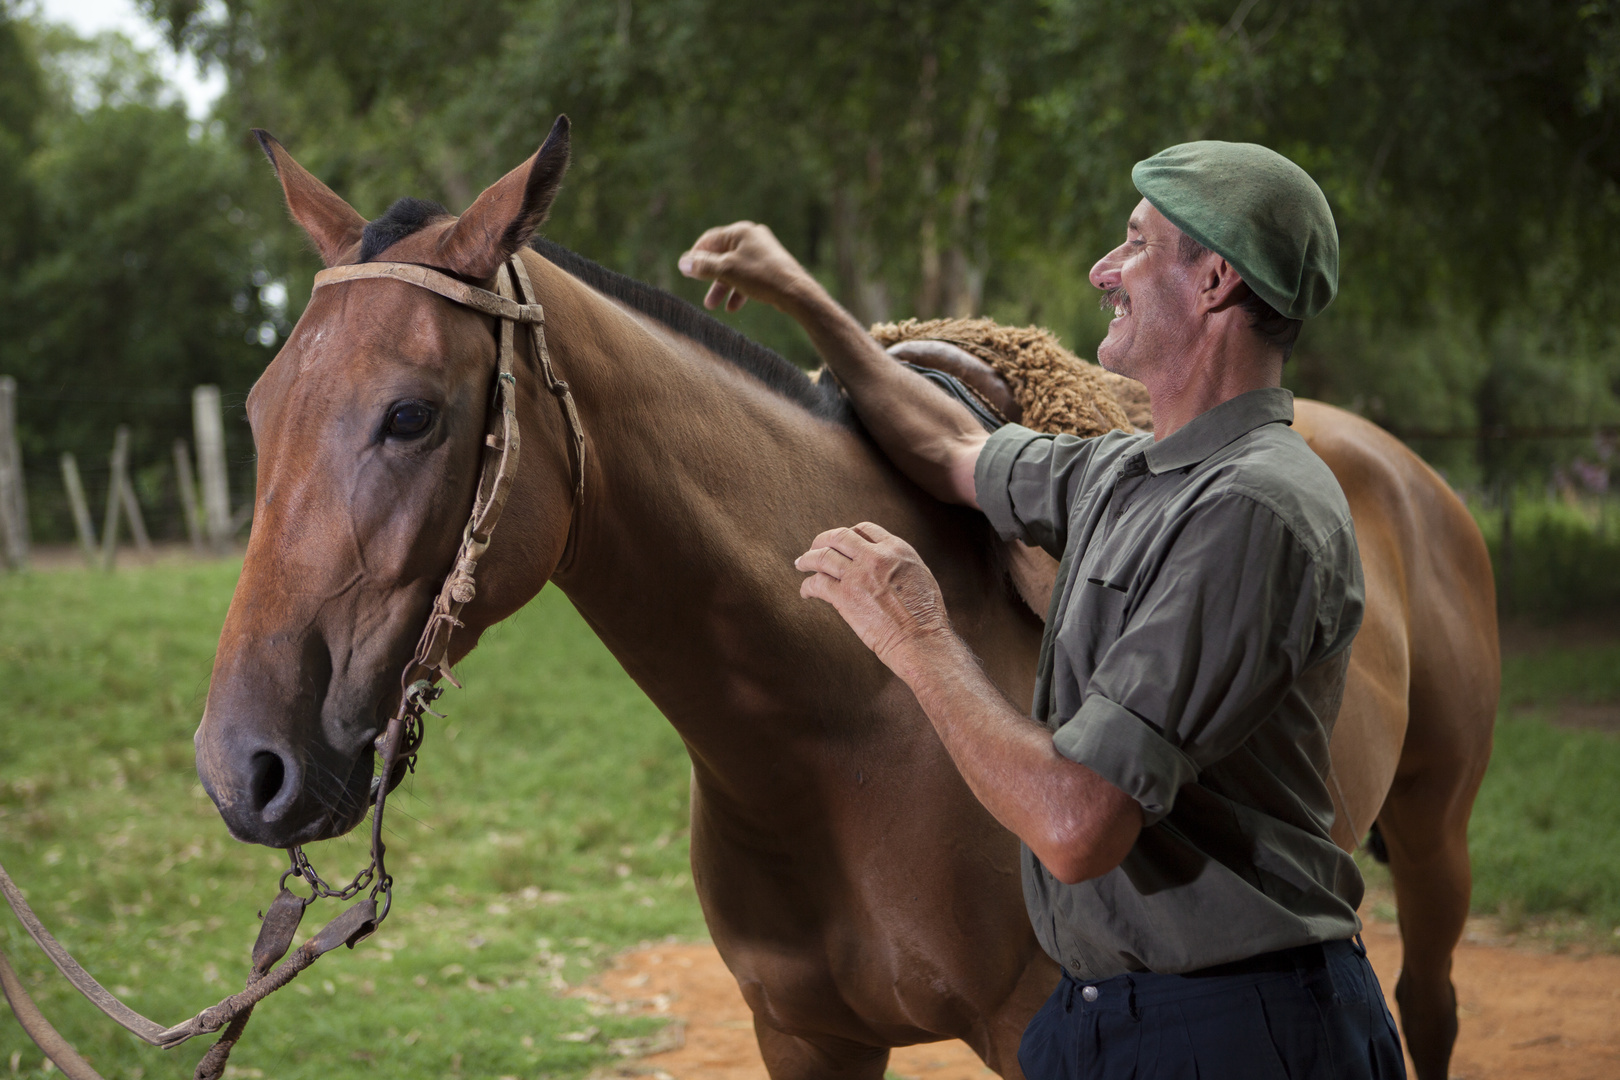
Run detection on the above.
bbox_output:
[280,682,439,910]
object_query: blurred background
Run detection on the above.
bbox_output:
[2,0,1619,613]
[2,6,1619,1078]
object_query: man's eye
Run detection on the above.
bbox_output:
[385,401,434,439]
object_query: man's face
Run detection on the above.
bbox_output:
[1089,199,1202,380]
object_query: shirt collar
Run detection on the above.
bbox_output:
[1141,387,1295,475]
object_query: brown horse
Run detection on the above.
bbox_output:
[194,121,1495,1080]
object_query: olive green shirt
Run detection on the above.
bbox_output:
[974,388,1366,980]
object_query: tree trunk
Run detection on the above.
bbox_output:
[831,180,889,327]
[912,52,941,318]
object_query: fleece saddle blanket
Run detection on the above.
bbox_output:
[869,317,1151,436]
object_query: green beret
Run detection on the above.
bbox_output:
[1131,141,1338,321]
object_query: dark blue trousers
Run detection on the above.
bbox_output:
[1018,938,1406,1080]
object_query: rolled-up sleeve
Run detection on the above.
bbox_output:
[1054,695,1199,823]
[974,425,1140,559]
[1050,492,1331,825]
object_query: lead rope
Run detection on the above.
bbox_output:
[0,253,584,1080]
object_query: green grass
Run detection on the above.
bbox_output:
[1466,637,1620,935]
[1,560,704,1079]
[1355,634,1620,941]
[4,563,1620,1078]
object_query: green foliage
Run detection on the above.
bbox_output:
[153,0,1068,358]
[6,0,1620,540]
[1473,495,1620,617]
[128,0,1620,471]
[0,8,275,543]
[1028,0,1620,457]
[0,8,45,351]
[0,564,702,1078]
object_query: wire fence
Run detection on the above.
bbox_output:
[2,383,253,568]
[4,387,1619,618]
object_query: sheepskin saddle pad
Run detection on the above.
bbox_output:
[869,317,1152,436]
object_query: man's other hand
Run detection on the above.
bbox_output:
[794,522,951,669]
[678,222,818,314]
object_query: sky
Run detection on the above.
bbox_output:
[35,0,226,119]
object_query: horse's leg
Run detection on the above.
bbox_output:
[1375,781,1471,1080]
[752,1018,892,1080]
[1376,658,1492,1080]
[975,951,1061,1080]
[1377,471,1497,1080]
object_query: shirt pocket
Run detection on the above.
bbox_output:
[1081,576,1132,633]
[1064,576,1132,671]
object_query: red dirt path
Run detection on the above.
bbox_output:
[587,910,1620,1080]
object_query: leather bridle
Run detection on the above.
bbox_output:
[0,252,583,1080]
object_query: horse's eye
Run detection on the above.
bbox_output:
[385,401,434,439]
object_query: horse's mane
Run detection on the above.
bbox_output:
[358,198,852,427]
[529,238,852,427]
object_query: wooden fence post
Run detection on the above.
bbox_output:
[59,453,98,565]
[120,473,151,554]
[0,375,28,570]
[173,438,204,552]
[100,426,129,571]
[193,385,231,553]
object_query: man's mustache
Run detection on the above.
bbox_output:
[1100,285,1130,315]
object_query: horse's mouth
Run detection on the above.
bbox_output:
[265,745,377,848]
[320,747,380,841]
[290,710,421,845]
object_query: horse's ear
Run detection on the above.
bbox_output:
[252,130,367,267]
[436,115,571,280]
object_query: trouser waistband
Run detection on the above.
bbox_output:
[1061,938,1363,1012]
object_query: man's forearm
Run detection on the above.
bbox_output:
[783,282,986,506]
[887,629,1143,884]
[679,221,986,503]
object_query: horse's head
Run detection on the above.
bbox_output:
[196,119,576,847]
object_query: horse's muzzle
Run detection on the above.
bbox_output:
[199,735,375,848]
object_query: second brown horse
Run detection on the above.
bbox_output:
[193,120,1496,1080]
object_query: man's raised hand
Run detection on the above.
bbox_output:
[678,222,820,315]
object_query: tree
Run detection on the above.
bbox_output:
[0,10,276,538]
[142,0,1620,483]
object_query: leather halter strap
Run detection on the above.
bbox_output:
[312,256,586,515]
[313,259,545,323]
[0,253,584,1080]
[310,255,584,684]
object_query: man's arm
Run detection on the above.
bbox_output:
[679,222,986,506]
[795,522,1143,883]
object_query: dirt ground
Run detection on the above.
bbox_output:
[584,904,1620,1080]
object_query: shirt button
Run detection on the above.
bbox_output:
[1081,985,1099,1002]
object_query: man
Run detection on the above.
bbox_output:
[678,142,1405,1079]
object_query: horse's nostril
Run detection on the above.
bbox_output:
[249,751,288,813]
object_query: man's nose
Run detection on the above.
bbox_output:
[1089,247,1124,290]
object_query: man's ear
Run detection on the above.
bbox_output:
[436,115,571,280]
[252,130,367,267]
[1202,257,1251,315]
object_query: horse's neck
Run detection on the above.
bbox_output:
[535,262,1002,770]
